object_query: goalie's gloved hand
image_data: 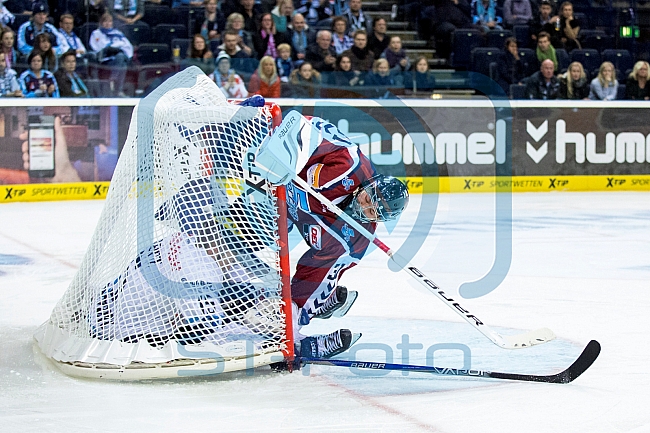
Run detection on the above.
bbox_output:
[254,110,322,185]
[238,95,265,107]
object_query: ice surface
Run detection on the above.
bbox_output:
[1,192,649,432]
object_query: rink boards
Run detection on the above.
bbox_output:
[2,174,650,203]
[1,98,649,202]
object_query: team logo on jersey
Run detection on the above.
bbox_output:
[342,176,354,191]
[341,223,354,243]
[304,224,322,250]
[307,164,324,188]
[286,182,310,220]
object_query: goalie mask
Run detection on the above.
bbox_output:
[350,175,409,223]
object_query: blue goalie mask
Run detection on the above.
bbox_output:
[350,175,409,223]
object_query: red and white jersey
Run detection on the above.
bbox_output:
[286,117,378,311]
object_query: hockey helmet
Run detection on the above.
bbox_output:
[350,175,409,223]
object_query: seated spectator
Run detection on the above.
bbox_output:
[108,0,145,25]
[252,12,288,60]
[433,0,475,60]
[305,30,336,72]
[216,30,255,74]
[54,50,89,97]
[497,37,528,94]
[226,13,255,58]
[19,51,59,97]
[248,55,280,98]
[289,61,321,97]
[367,17,388,60]
[341,29,373,73]
[210,51,249,98]
[59,14,87,58]
[0,51,22,97]
[271,0,294,33]
[89,13,133,97]
[557,1,580,52]
[410,56,436,92]
[529,0,557,47]
[559,61,589,100]
[0,0,14,27]
[503,0,532,28]
[194,0,226,42]
[287,13,315,62]
[80,0,107,23]
[381,35,410,74]
[1,28,17,70]
[328,53,361,86]
[34,33,58,71]
[295,0,333,27]
[18,2,69,56]
[472,0,503,33]
[275,43,294,82]
[524,58,559,99]
[364,58,397,87]
[183,34,214,74]
[589,61,617,100]
[343,0,371,36]
[625,61,650,100]
[331,16,353,55]
[237,0,264,33]
[536,31,557,71]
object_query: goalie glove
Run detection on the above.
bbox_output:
[254,110,323,185]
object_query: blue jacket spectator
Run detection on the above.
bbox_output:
[0,0,14,27]
[471,0,503,32]
[19,51,59,97]
[287,13,316,61]
[89,13,133,96]
[343,0,372,36]
[589,61,618,100]
[276,43,295,82]
[295,0,333,26]
[364,58,399,86]
[59,14,87,57]
[331,16,353,55]
[54,51,89,97]
[410,56,436,92]
[17,2,69,56]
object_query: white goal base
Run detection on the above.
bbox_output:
[35,322,284,380]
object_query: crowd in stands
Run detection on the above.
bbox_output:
[0,0,647,99]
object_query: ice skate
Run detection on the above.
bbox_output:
[311,286,358,320]
[299,328,361,358]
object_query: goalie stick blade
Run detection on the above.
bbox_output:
[300,340,601,384]
[502,327,556,349]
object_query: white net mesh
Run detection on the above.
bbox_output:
[35,68,288,378]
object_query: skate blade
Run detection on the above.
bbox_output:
[332,290,358,318]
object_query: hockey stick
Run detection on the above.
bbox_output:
[292,176,555,350]
[300,340,600,384]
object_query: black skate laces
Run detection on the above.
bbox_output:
[320,287,345,314]
[317,331,343,356]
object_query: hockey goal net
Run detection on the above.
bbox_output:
[34,67,293,379]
